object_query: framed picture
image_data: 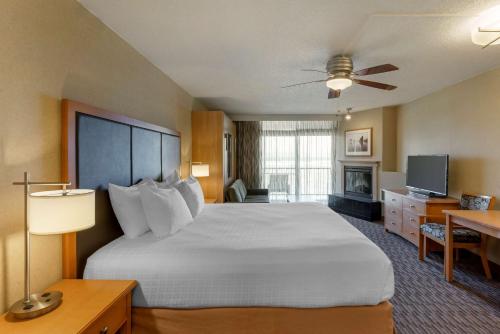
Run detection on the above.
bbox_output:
[345,128,372,156]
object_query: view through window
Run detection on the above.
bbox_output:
[259,121,336,202]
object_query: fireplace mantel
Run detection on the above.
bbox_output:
[338,159,381,164]
[339,160,380,200]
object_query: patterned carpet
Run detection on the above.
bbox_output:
[342,215,500,334]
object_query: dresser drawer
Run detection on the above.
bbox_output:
[402,211,420,245]
[384,191,402,207]
[385,203,402,219]
[403,198,425,215]
[82,295,126,334]
[385,216,402,233]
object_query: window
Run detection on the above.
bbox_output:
[260,121,336,202]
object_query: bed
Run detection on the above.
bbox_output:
[61,100,395,333]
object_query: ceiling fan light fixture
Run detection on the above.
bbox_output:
[326,77,352,90]
[471,5,500,46]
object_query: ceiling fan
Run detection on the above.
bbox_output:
[282,55,399,99]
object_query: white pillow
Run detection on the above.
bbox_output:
[108,183,153,238]
[160,170,181,188]
[175,176,205,218]
[138,185,193,238]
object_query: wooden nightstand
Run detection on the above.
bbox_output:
[0,279,136,334]
[204,197,217,203]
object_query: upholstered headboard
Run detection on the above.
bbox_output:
[61,99,181,278]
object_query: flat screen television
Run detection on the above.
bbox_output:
[406,154,449,197]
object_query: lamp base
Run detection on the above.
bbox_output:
[9,291,63,319]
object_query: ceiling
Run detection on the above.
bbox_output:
[79,0,500,114]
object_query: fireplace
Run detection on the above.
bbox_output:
[344,166,373,199]
[329,161,381,221]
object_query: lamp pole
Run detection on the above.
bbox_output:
[23,171,30,304]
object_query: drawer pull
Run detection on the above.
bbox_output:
[410,218,416,222]
[100,326,108,334]
[391,198,396,202]
[391,222,395,225]
[391,210,396,214]
[410,232,415,235]
[409,204,416,209]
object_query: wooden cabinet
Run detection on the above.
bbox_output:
[0,279,136,334]
[192,111,236,203]
[382,189,459,246]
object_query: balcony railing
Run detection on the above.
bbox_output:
[262,167,333,200]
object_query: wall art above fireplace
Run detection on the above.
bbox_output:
[345,128,372,157]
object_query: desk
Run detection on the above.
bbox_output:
[443,210,500,282]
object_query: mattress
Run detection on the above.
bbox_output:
[84,202,394,308]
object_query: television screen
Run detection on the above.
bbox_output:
[406,155,448,196]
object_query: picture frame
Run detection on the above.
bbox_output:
[345,128,372,156]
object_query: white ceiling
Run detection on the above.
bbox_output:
[79,0,500,114]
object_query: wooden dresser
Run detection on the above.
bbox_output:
[382,189,459,246]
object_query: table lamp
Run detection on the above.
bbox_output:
[9,172,95,319]
[191,163,210,177]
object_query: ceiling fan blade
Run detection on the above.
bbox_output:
[353,79,397,90]
[328,89,340,99]
[353,64,398,76]
[281,79,328,88]
[301,69,328,74]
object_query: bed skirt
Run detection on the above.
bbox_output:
[132,301,394,334]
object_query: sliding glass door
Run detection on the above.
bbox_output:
[260,121,335,202]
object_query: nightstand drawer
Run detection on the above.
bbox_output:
[82,295,126,334]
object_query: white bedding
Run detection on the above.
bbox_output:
[84,202,394,308]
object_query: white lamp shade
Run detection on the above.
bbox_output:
[471,5,500,46]
[28,189,95,235]
[192,164,210,177]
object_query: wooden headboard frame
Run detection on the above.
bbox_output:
[61,99,181,278]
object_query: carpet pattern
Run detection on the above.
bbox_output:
[342,215,500,334]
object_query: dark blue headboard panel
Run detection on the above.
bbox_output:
[70,108,180,277]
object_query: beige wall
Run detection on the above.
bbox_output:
[382,107,398,172]
[397,67,500,264]
[335,107,390,194]
[0,0,202,312]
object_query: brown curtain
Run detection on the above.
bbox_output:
[236,121,261,189]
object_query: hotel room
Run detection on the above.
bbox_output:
[0,1,499,333]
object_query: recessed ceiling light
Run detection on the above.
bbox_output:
[471,5,500,47]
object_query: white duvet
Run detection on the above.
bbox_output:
[84,202,394,308]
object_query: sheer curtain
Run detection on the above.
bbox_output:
[259,121,336,202]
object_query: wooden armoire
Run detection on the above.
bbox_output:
[191,111,237,203]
